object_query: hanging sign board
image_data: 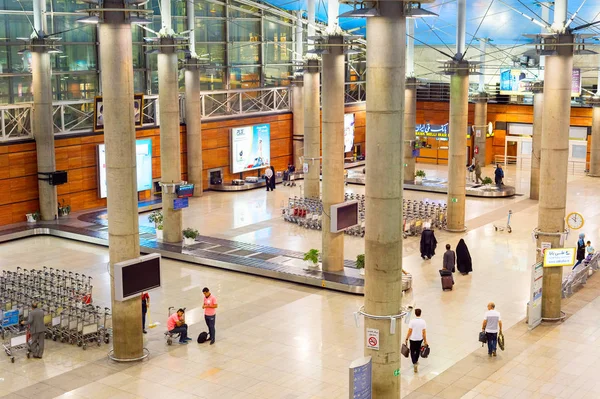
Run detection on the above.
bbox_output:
[349,356,372,399]
[543,248,576,267]
[528,262,543,329]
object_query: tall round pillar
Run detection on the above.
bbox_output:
[184,61,203,197]
[538,33,573,319]
[364,1,405,396]
[403,77,417,183]
[530,83,543,199]
[292,81,305,169]
[303,59,320,199]
[31,43,58,221]
[446,60,469,232]
[473,93,488,166]
[321,36,345,273]
[158,42,183,243]
[99,9,143,360]
[588,100,600,177]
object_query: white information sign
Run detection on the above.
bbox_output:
[303,163,309,174]
[543,248,576,267]
[366,328,379,351]
[528,262,543,329]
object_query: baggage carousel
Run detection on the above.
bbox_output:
[345,171,516,198]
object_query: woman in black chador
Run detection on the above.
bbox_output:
[420,225,437,260]
[456,239,473,275]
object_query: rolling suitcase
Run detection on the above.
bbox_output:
[439,269,453,291]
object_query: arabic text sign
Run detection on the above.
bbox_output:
[543,248,576,267]
[415,123,449,138]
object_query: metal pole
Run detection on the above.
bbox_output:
[187,0,195,55]
[552,0,567,32]
[307,0,315,50]
[32,0,47,35]
[406,19,414,77]
[327,0,339,28]
[456,0,466,56]
[478,39,486,92]
[161,0,172,30]
[295,10,303,61]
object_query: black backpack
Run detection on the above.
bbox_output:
[197,332,208,344]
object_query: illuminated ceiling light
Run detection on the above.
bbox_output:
[338,8,379,18]
[77,15,101,24]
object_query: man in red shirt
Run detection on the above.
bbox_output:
[202,287,218,345]
[167,308,191,344]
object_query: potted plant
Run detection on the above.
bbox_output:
[482,176,493,187]
[148,211,164,240]
[303,249,320,268]
[58,200,71,217]
[356,254,365,276]
[182,227,199,245]
[415,170,426,184]
[26,211,40,223]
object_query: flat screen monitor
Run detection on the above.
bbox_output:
[330,201,359,233]
[230,124,271,173]
[176,184,195,198]
[49,171,68,186]
[97,139,153,198]
[114,253,161,301]
[344,114,355,153]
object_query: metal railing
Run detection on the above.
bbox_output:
[199,87,290,120]
[1,104,32,142]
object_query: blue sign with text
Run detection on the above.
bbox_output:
[2,309,19,327]
[173,197,189,211]
[349,357,372,399]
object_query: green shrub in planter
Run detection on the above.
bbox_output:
[182,228,199,239]
[303,249,320,265]
[415,170,426,178]
[482,176,493,185]
[148,211,163,230]
[356,254,365,269]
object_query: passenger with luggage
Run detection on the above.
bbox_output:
[141,291,150,334]
[420,226,437,260]
[474,158,483,184]
[21,302,45,358]
[440,244,455,289]
[404,308,427,373]
[456,239,473,275]
[167,308,191,344]
[482,302,502,357]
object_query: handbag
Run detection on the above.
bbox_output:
[420,345,430,358]
[401,343,409,358]
[498,332,505,351]
[479,331,487,346]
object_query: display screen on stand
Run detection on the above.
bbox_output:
[97,139,153,198]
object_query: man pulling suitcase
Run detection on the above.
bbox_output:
[440,244,456,291]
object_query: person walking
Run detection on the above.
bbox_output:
[420,225,437,260]
[21,302,45,358]
[141,291,150,334]
[482,302,502,357]
[494,164,504,188]
[269,166,276,191]
[443,244,456,284]
[265,167,273,192]
[456,239,473,275]
[404,309,427,373]
[574,233,586,269]
[474,158,483,184]
[202,287,218,345]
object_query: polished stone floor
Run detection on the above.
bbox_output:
[1,163,598,399]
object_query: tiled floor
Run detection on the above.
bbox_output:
[1,163,598,399]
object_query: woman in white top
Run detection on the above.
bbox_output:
[404,308,427,372]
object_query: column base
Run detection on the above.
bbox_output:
[587,173,600,177]
[446,227,467,233]
[108,348,150,363]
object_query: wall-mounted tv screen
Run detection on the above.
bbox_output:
[330,201,359,233]
[230,124,271,174]
[114,253,161,301]
[97,139,153,198]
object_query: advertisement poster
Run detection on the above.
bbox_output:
[97,139,153,198]
[344,113,355,153]
[500,69,581,97]
[231,124,271,173]
[543,248,576,267]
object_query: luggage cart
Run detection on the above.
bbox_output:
[494,210,512,233]
[2,309,30,363]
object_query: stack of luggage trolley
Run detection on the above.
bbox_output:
[283,195,447,238]
[0,267,112,362]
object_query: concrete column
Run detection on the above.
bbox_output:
[307,0,315,48]
[303,59,320,199]
[473,94,488,166]
[446,60,469,232]
[538,33,573,320]
[292,11,304,170]
[364,1,405,396]
[184,0,203,197]
[184,63,203,196]
[31,46,58,221]
[404,78,417,183]
[530,83,543,198]
[588,102,600,176]
[99,8,143,359]
[321,35,345,272]
[158,41,183,243]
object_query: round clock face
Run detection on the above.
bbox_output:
[566,212,584,230]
